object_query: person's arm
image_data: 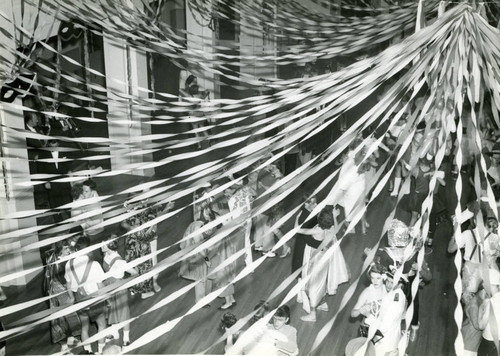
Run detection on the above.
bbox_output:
[351,290,369,318]
[81,211,103,231]
[297,227,321,235]
[275,327,298,355]
[418,260,432,282]
[478,298,491,330]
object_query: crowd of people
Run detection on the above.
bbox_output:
[13,66,500,356]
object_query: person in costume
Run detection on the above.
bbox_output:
[226,305,298,356]
[101,236,138,347]
[373,219,432,342]
[179,205,220,305]
[351,263,388,337]
[299,207,349,322]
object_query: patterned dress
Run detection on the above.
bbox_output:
[125,204,161,294]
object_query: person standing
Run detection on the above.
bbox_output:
[64,236,107,355]
[102,237,138,347]
[179,206,220,305]
[37,139,73,221]
[477,269,500,356]
[72,179,105,264]
[299,208,349,322]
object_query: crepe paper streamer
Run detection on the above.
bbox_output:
[2,2,500,352]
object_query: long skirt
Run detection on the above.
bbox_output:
[301,242,349,311]
[212,226,245,297]
[105,278,130,324]
[49,280,81,344]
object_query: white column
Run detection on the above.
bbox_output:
[0,0,48,286]
[0,99,42,286]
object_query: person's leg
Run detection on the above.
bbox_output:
[219,284,235,309]
[477,337,497,356]
[301,307,317,322]
[194,282,205,303]
[150,239,161,292]
[79,313,92,353]
[244,222,253,267]
[409,292,420,342]
[95,313,107,354]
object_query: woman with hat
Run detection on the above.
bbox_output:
[374,219,432,342]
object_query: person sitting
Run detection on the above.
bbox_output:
[477,268,500,355]
[345,271,406,356]
[351,263,388,337]
[227,305,298,356]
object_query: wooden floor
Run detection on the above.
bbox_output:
[1,171,459,356]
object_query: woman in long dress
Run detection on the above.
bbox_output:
[212,186,248,310]
[121,200,165,299]
[328,145,372,235]
[299,207,350,322]
[101,237,138,346]
[45,241,81,353]
[179,206,220,304]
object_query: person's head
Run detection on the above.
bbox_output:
[102,343,122,355]
[384,271,401,292]
[74,235,90,252]
[185,75,197,88]
[25,112,39,127]
[102,234,118,253]
[55,240,73,258]
[82,179,97,199]
[318,207,334,230]
[71,183,83,201]
[250,301,269,324]
[219,312,237,332]
[48,139,59,148]
[272,305,291,329]
[304,195,317,212]
[201,206,216,223]
[224,186,236,199]
[367,263,386,287]
[487,218,499,234]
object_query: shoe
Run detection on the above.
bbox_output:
[297,293,303,304]
[264,251,276,258]
[409,323,419,342]
[202,304,211,309]
[123,341,131,347]
[141,291,155,299]
[317,303,329,312]
[426,238,433,247]
[218,302,236,310]
[0,292,6,301]
[254,246,263,252]
[279,247,291,258]
[153,281,162,293]
[301,314,317,322]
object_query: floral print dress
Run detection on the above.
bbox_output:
[125,204,161,294]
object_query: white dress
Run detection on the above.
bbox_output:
[327,151,366,219]
[301,226,349,311]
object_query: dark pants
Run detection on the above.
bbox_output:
[284,153,298,175]
[478,337,498,356]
